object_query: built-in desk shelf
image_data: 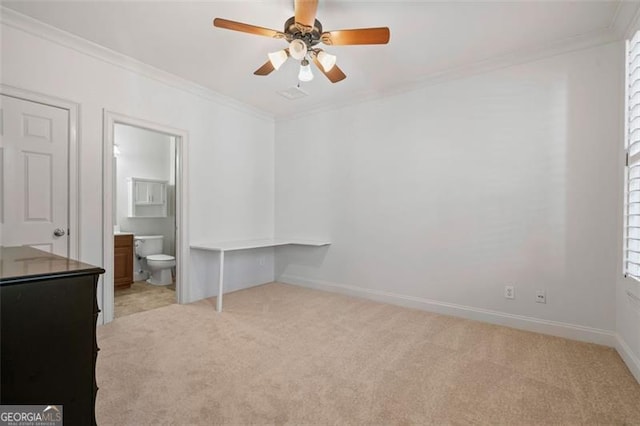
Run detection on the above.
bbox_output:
[191,238,330,312]
[191,238,331,252]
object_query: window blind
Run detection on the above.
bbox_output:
[625,30,640,280]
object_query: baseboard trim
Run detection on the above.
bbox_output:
[616,334,640,384]
[279,275,615,347]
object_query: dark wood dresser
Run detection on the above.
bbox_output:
[0,246,105,426]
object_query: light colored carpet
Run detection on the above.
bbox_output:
[114,281,176,318]
[97,282,640,425]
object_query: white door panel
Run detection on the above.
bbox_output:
[0,95,69,256]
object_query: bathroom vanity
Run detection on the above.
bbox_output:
[0,246,104,426]
[114,233,134,289]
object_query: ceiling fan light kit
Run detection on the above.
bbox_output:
[289,39,308,60]
[298,59,314,82]
[316,50,336,72]
[268,50,288,70]
[213,0,390,84]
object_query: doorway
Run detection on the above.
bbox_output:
[102,111,189,324]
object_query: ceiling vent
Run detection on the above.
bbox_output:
[277,86,308,100]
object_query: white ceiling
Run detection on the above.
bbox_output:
[2,1,637,118]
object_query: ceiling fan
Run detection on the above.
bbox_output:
[213,0,390,83]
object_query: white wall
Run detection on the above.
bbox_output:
[115,123,175,257]
[1,18,275,308]
[3,11,636,377]
[275,42,623,340]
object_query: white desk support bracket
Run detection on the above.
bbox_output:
[191,239,331,312]
[217,250,224,312]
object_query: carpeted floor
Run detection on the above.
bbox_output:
[96,282,640,425]
[114,281,176,318]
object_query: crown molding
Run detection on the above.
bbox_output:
[622,3,640,40]
[0,6,274,122]
[277,26,623,123]
[610,1,640,39]
[1,5,632,124]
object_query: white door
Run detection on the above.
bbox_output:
[0,95,69,256]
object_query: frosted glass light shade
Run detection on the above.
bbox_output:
[298,60,313,82]
[289,39,307,60]
[268,50,288,70]
[317,51,336,72]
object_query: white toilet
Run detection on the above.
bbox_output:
[134,235,175,286]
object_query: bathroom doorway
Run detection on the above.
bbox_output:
[102,111,189,324]
[113,124,176,318]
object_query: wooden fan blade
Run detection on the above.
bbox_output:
[294,0,318,28]
[213,18,283,39]
[322,27,390,45]
[254,60,276,76]
[312,56,346,83]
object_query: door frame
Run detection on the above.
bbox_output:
[102,110,189,324]
[0,84,80,259]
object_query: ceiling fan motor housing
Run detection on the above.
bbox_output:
[284,16,323,47]
[212,1,389,84]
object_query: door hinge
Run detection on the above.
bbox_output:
[627,152,630,167]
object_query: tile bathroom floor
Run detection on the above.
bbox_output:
[114,281,176,318]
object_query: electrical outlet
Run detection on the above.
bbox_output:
[504,285,515,299]
[536,290,546,304]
